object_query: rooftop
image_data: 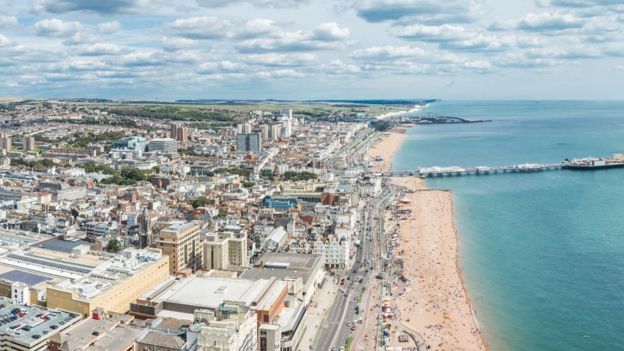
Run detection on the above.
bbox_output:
[0,297,80,345]
[0,270,50,287]
[51,317,143,351]
[35,237,92,254]
[241,253,323,287]
[162,221,198,234]
[153,275,271,311]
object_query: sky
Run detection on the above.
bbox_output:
[1,0,624,100]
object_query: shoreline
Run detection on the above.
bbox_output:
[368,128,488,350]
[452,196,490,351]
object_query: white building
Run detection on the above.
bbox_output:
[204,232,249,271]
[11,282,29,305]
[194,304,257,351]
[312,235,351,268]
[264,227,287,252]
[358,176,382,197]
[148,138,178,154]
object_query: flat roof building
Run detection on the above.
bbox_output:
[242,253,324,306]
[0,296,81,351]
[148,138,178,154]
[156,221,203,274]
[46,249,169,317]
[203,232,249,272]
[49,314,142,351]
[130,275,288,324]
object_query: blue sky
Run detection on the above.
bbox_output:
[1,0,624,100]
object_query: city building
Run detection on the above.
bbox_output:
[260,124,269,140]
[203,232,249,271]
[259,324,281,351]
[24,136,36,151]
[1,133,12,152]
[0,296,81,351]
[111,136,149,152]
[156,221,203,274]
[135,317,195,351]
[130,275,287,321]
[263,227,288,252]
[39,181,87,201]
[148,138,179,154]
[242,122,252,134]
[236,133,262,154]
[269,125,280,140]
[176,127,189,144]
[312,235,351,268]
[194,304,257,351]
[170,124,178,139]
[45,249,169,316]
[49,313,142,351]
[242,252,324,306]
[262,196,298,211]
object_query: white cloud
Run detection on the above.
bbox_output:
[245,53,316,66]
[255,69,303,79]
[63,32,97,46]
[312,22,350,41]
[162,36,196,51]
[0,34,10,46]
[235,22,350,53]
[353,45,425,60]
[237,19,279,39]
[168,16,233,39]
[390,24,469,42]
[440,34,511,52]
[76,43,122,56]
[516,12,585,31]
[0,15,17,28]
[98,21,121,34]
[196,0,308,8]
[198,61,247,74]
[34,18,82,37]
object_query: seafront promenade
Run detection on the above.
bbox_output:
[356,129,488,351]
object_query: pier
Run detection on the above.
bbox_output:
[381,163,563,178]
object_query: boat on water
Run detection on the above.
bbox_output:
[562,154,624,170]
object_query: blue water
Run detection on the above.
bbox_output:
[393,101,624,351]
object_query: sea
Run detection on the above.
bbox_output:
[393,101,624,351]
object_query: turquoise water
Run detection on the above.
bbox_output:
[393,101,624,351]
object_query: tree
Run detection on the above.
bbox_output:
[190,196,210,208]
[106,238,122,253]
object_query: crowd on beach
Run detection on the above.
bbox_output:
[364,130,487,351]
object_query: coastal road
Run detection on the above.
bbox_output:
[314,187,395,351]
[326,129,375,174]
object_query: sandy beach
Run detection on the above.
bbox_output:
[367,127,487,350]
[367,127,409,172]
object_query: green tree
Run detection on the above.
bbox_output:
[190,196,210,208]
[106,238,122,253]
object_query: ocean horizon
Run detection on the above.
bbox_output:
[393,100,624,351]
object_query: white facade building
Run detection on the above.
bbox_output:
[312,235,351,268]
[194,305,257,351]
